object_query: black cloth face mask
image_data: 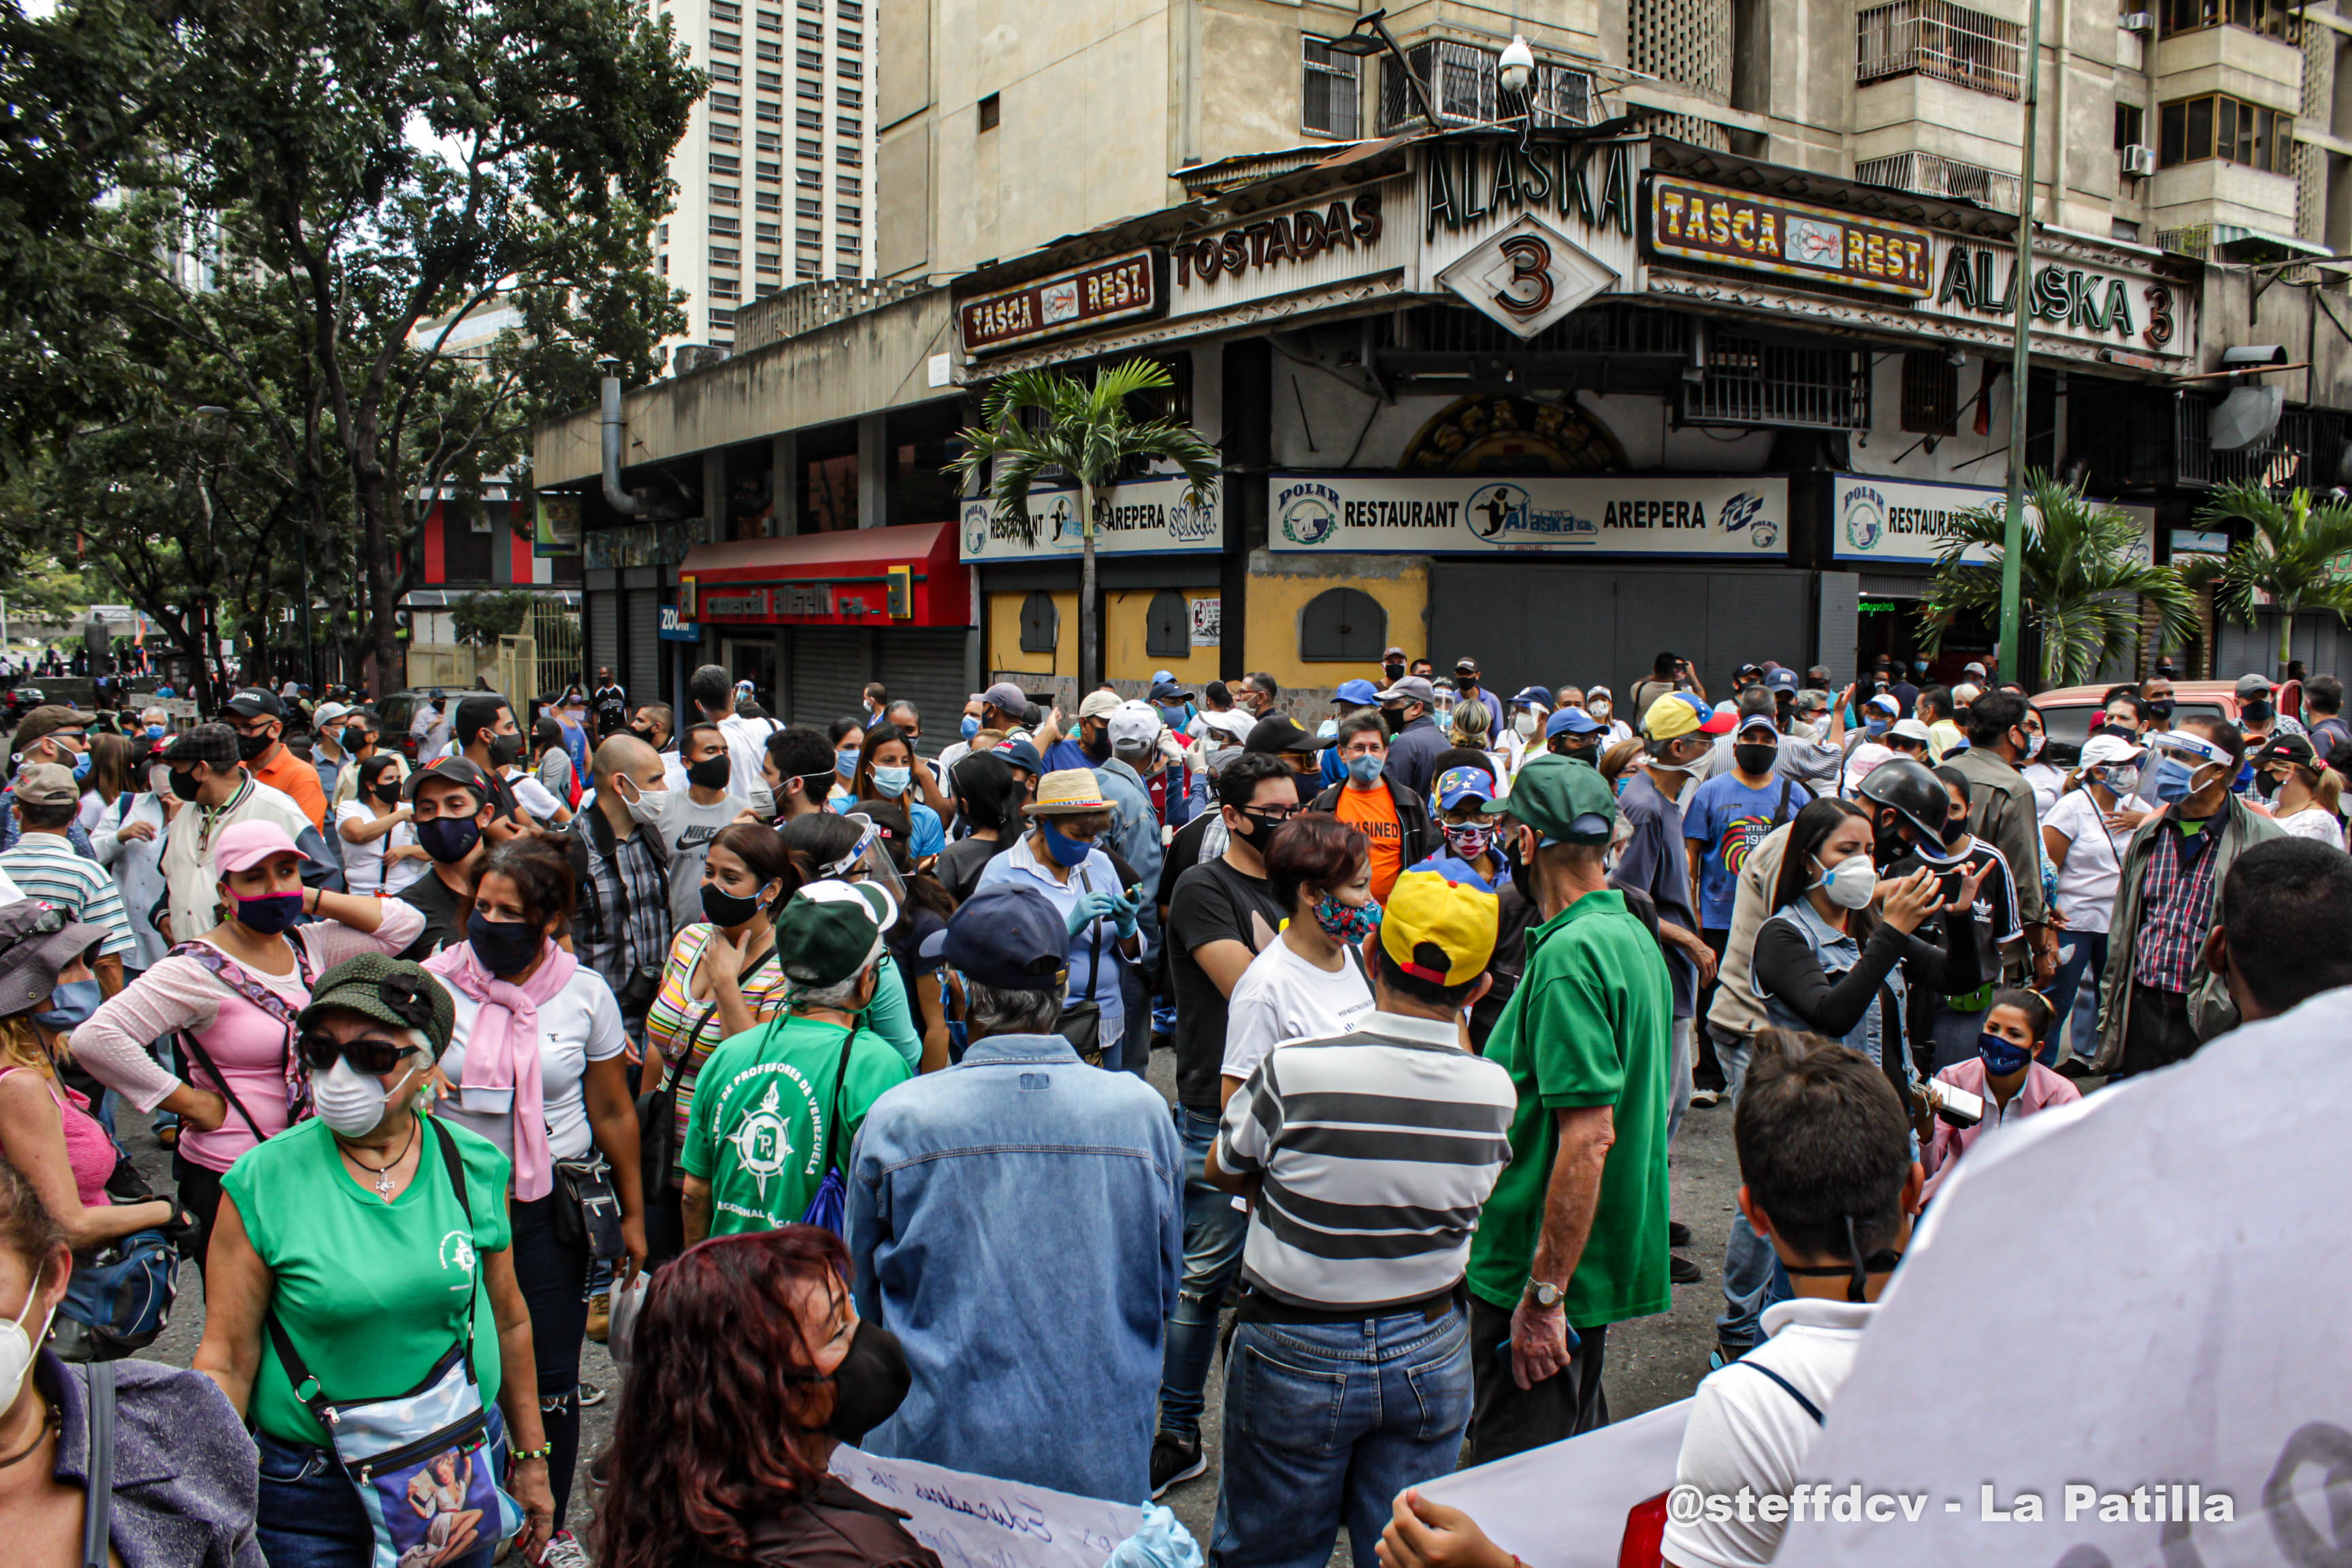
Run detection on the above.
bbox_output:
[787,1318,911,1443]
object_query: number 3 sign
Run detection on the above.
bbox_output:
[1436,214,1620,340]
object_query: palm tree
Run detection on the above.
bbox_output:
[949,359,1220,693]
[2189,481,2352,681]
[1922,471,2198,690]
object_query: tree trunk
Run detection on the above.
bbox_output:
[357,476,404,698]
[2278,594,2296,682]
[1079,480,1100,693]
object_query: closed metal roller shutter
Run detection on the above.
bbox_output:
[877,631,970,757]
[2217,610,2352,685]
[1428,564,1814,700]
[789,628,867,732]
[587,592,620,689]
[626,591,662,708]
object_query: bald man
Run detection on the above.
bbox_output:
[568,733,676,1036]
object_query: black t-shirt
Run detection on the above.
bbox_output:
[1158,812,1220,913]
[1888,836,2021,998]
[1166,855,1290,1115]
[592,683,628,732]
[934,833,1014,904]
[397,868,468,961]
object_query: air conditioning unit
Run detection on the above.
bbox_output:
[2122,144,2158,178]
[2120,10,2155,30]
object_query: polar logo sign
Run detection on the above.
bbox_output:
[962,502,991,559]
[1278,483,1341,547]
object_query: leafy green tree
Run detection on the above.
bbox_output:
[949,360,1221,691]
[451,589,537,649]
[2189,482,2352,681]
[1923,472,2197,690]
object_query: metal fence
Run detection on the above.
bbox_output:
[1378,41,1595,133]
[1856,1,2026,100]
[1682,333,1875,431]
[1853,150,2021,210]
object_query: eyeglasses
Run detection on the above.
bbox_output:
[1241,804,1301,824]
[298,1030,413,1076]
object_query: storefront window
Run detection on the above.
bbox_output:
[804,452,858,530]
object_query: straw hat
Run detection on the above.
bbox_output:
[1024,768,1114,815]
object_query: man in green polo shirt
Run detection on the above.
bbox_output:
[681,879,911,1241]
[1466,754,1673,1461]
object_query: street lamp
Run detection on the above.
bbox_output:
[1322,10,1442,133]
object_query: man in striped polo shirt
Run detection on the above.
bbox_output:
[0,763,137,998]
[1206,855,1516,1568]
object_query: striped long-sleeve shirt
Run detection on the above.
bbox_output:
[0,832,137,959]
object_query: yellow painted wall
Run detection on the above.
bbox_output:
[1103,590,1222,687]
[983,591,1077,679]
[1243,566,1428,692]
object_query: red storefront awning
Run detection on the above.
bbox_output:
[680,522,970,629]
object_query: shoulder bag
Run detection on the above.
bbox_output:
[49,1078,180,1362]
[168,940,317,1134]
[797,1027,861,1237]
[1053,868,1109,1066]
[264,1117,520,1568]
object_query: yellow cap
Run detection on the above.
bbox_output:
[1379,858,1500,987]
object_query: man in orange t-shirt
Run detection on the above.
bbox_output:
[225,687,329,831]
[1309,710,1433,902]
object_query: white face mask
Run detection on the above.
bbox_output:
[2023,732,2045,761]
[618,777,668,826]
[313,1054,425,1138]
[1512,713,1539,738]
[1816,852,1878,911]
[0,1267,55,1413]
[1590,701,1612,719]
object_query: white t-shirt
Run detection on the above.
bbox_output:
[504,768,566,825]
[1661,1298,1876,1568]
[644,787,753,934]
[1220,934,1377,1084]
[2274,804,2347,849]
[436,966,629,1161]
[2021,761,2067,820]
[334,800,426,898]
[2040,788,2130,934]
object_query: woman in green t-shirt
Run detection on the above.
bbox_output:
[193,955,557,1568]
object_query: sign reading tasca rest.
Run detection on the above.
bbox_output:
[1648,176,1934,297]
[959,249,1165,355]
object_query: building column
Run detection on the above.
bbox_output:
[771,431,798,537]
[1221,339,1272,684]
[703,451,727,545]
[858,412,888,529]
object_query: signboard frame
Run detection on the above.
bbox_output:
[958,474,1222,562]
[958,248,1166,357]
[1267,471,1791,560]
[1646,174,1936,298]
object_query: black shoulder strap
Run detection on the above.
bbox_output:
[1738,1358,1826,1425]
[80,1360,114,1568]
[173,1024,267,1145]
[818,1026,859,1177]
[1774,779,1793,828]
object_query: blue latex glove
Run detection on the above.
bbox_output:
[1111,888,1142,940]
[1066,889,1121,936]
[1106,1503,1201,1568]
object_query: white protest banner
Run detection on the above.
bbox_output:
[959,474,1220,562]
[1268,473,1788,559]
[829,1446,1145,1568]
[1778,1001,2352,1568]
[1411,1399,1689,1568]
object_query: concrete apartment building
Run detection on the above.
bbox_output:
[536,1,2352,726]
[655,0,879,362]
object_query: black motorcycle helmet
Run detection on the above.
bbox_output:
[1855,757,1949,864]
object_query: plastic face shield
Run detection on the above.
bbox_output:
[826,814,907,904]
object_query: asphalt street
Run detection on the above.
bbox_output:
[125,1043,1744,1562]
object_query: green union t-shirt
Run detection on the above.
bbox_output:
[220,1114,514,1448]
[1467,888,1676,1327]
[679,1013,911,1237]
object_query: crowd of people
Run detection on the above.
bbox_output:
[0,642,2346,1568]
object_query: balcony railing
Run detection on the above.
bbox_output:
[1378,39,1595,134]
[1853,150,2021,210]
[1857,1,2025,100]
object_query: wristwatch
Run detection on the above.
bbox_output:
[1523,1279,1563,1309]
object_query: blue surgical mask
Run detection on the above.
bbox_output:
[872,765,912,798]
[1038,817,1093,868]
[960,715,980,741]
[1865,717,1891,738]
[144,724,165,740]
[69,751,91,783]
[1345,754,1384,788]
[1977,1031,2034,1077]
[834,749,860,780]
[2151,755,2202,804]
[31,979,101,1034]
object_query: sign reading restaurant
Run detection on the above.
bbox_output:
[958,249,1164,355]
[959,473,1220,562]
[1268,472,1788,559]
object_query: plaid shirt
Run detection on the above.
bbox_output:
[568,812,670,1009]
[2132,820,2221,993]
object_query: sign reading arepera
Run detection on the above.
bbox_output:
[1270,473,1788,558]
[959,473,1219,561]
[1648,176,1934,297]
[958,249,1164,355]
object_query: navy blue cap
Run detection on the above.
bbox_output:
[1546,706,1605,738]
[918,883,1071,991]
[1509,685,1550,708]
[1150,676,1193,702]
[994,736,1044,774]
[1331,679,1380,706]
[1764,668,1797,693]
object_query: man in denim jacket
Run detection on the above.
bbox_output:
[847,882,1183,1504]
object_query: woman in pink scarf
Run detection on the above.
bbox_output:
[424,838,643,1547]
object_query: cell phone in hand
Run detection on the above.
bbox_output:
[1923,1078,1984,1128]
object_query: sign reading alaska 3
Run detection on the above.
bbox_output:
[958,473,1220,561]
[1270,473,1788,558]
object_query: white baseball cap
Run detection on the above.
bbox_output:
[1107,700,1160,753]
[2079,734,2146,770]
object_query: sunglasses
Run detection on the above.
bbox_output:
[298,1030,414,1077]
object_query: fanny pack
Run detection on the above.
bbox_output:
[549,1154,625,1262]
[264,1117,518,1568]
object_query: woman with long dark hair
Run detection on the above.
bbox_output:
[932,751,1020,903]
[839,723,945,864]
[594,1226,924,1568]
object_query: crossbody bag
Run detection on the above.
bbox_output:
[169,940,317,1141]
[265,1117,519,1568]
[1054,865,1114,1066]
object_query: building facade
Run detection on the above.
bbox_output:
[657,0,879,364]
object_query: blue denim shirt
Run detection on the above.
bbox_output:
[1094,757,1163,963]
[1751,899,1909,1079]
[847,1032,1183,1503]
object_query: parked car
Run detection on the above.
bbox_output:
[371,689,439,762]
[2,687,46,728]
[2033,680,2242,770]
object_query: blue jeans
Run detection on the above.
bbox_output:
[1158,1106,1250,1441]
[1209,1308,1473,1568]
[256,1402,507,1567]
[1711,1036,1786,1357]
[2045,931,2109,1066]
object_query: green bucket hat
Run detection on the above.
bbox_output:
[297,954,457,1056]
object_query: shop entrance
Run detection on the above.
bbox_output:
[1854,591,1995,689]
[724,636,778,713]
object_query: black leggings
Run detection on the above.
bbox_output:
[508,1192,592,1522]
[174,1155,227,1275]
